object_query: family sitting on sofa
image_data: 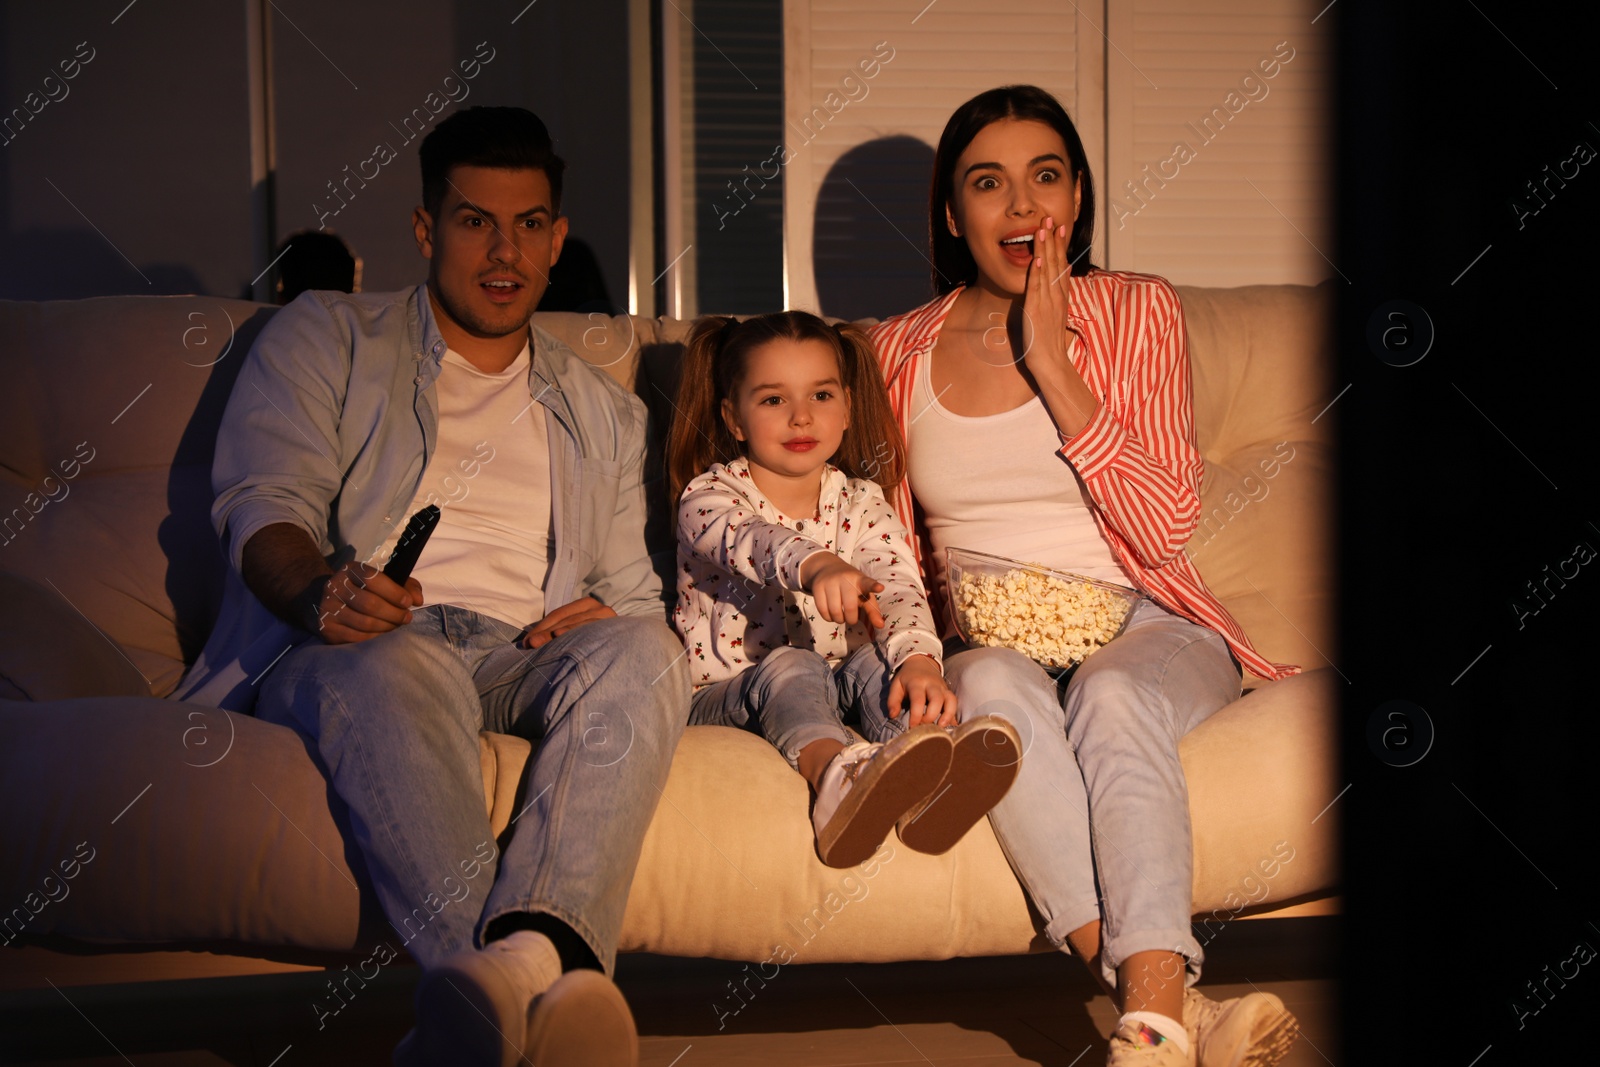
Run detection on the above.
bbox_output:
[170,97,1301,1067]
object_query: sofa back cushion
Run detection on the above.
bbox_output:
[546,288,1336,672]
[1177,283,1334,669]
[0,285,1331,695]
[0,297,270,695]
[0,572,151,700]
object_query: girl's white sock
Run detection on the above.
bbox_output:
[1120,1010,1190,1056]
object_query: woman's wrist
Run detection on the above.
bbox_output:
[1037,370,1100,438]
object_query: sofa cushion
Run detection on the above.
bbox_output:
[1,287,1332,696]
[0,296,271,692]
[0,670,1336,960]
[1177,283,1334,672]
[0,572,150,701]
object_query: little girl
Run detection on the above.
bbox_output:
[666,311,1022,868]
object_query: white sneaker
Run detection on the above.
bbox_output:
[396,941,546,1067]
[523,970,639,1067]
[1106,1018,1194,1066]
[395,951,638,1067]
[1184,986,1299,1067]
[812,726,952,868]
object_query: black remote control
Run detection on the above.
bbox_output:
[382,505,440,585]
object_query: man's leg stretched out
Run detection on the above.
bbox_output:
[261,607,689,1066]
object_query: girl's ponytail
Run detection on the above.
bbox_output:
[667,316,744,503]
[831,321,906,491]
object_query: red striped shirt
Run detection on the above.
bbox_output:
[868,271,1299,683]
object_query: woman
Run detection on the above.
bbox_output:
[862,86,1302,1067]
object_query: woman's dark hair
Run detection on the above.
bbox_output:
[667,311,906,504]
[930,85,1098,295]
[419,106,566,219]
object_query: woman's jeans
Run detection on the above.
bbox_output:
[858,597,1240,987]
[256,605,690,975]
[688,642,895,772]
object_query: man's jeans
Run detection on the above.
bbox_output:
[257,605,690,974]
[857,597,1240,987]
[687,642,892,772]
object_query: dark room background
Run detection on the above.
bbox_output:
[0,0,632,305]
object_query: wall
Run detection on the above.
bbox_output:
[783,0,1333,317]
[0,0,632,305]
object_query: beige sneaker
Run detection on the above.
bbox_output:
[396,962,638,1067]
[1106,1019,1194,1066]
[1184,986,1299,1067]
[895,715,1022,855]
[813,726,952,867]
[523,969,639,1067]
[397,943,540,1067]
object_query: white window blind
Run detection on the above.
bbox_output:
[788,0,1331,297]
[1103,0,1334,285]
[783,0,1092,318]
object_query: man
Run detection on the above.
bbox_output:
[176,107,687,1066]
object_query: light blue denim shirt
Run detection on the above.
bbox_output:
[173,283,668,711]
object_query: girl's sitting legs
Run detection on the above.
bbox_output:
[688,645,952,867]
[689,644,856,785]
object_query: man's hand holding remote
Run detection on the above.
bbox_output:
[241,522,423,644]
[307,562,423,644]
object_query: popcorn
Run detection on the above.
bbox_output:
[954,565,1134,669]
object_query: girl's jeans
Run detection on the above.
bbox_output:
[857,597,1241,988]
[257,605,690,975]
[688,642,896,772]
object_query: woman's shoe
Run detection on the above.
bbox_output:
[895,715,1022,855]
[813,726,953,868]
[1106,1020,1194,1066]
[1184,987,1299,1067]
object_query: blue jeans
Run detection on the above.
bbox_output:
[858,598,1240,986]
[688,642,894,771]
[257,605,689,974]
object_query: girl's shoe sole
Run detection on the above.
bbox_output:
[896,716,1021,855]
[816,725,952,868]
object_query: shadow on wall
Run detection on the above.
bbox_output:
[812,136,936,323]
[0,229,204,300]
[537,238,617,316]
[159,305,277,665]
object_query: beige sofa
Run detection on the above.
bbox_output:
[0,285,1338,989]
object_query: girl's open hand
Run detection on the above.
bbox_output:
[888,655,956,727]
[800,553,887,628]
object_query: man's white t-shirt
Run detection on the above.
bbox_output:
[375,341,553,628]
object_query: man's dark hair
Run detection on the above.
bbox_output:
[419,106,566,219]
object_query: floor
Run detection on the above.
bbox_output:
[0,919,1337,1066]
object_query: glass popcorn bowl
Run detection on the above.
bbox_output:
[945,547,1144,671]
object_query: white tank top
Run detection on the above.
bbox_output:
[906,346,1131,592]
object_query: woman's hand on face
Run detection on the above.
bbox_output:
[1020,218,1101,436]
[800,553,887,629]
[1020,217,1075,376]
[887,654,957,727]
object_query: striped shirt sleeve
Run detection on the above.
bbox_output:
[1058,278,1203,569]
